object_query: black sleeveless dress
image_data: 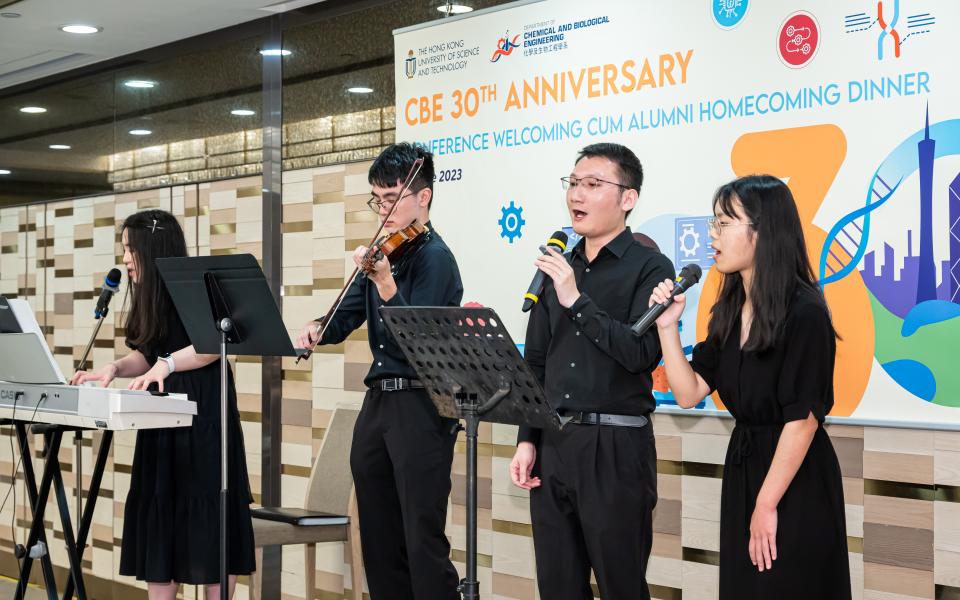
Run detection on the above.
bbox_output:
[118,308,256,584]
[690,290,850,599]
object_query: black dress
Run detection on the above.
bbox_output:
[690,290,850,599]
[118,308,256,584]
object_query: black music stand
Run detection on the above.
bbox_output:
[156,254,296,600]
[380,306,562,600]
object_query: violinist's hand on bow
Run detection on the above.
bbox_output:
[354,245,397,301]
[297,318,324,350]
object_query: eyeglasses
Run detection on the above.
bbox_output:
[707,217,755,237]
[367,190,417,213]
[560,175,629,192]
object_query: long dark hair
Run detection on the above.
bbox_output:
[707,175,833,352]
[121,209,188,349]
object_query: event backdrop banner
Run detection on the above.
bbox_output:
[394,0,960,427]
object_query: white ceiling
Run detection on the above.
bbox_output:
[0,0,320,90]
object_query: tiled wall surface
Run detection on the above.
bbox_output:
[2,167,959,599]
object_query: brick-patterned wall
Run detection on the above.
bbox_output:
[2,169,960,600]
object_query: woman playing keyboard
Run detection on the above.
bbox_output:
[71,209,255,600]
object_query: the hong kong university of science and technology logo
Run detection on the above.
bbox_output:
[405,49,416,79]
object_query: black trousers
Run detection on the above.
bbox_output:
[530,421,657,600]
[349,387,460,600]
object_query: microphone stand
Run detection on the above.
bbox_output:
[76,317,106,373]
[74,304,110,541]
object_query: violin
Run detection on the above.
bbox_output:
[297,158,425,362]
[359,220,428,273]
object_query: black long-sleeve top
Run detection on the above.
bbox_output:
[518,227,675,445]
[316,224,463,387]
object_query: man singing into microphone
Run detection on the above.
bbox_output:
[509,143,674,600]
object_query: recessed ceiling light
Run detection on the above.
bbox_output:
[60,24,102,34]
[49,144,71,150]
[19,106,47,114]
[437,4,473,14]
[1,12,21,18]
[129,129,152,136]
[259,48,291,56]
[231,109,256,116]
[124,80,156,89]
[0,169,11,175]
[347,87,374,94]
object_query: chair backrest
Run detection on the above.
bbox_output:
[304,406,360,515]
[632,232,660,252]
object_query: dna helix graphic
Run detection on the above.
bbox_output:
[819,173,901,286]
[877,0,902,60]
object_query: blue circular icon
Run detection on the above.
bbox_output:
[713,0,749,29]
[498,200,525,244]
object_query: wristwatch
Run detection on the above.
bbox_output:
[158,353,176,374]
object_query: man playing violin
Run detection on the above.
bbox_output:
[297,143,463,600]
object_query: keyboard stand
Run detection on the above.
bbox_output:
[5,420,113,600]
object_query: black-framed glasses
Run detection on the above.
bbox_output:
[367,190,417,213]
[560,175,629,192]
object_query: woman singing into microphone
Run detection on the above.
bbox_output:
[650,175,850,599]
[71,209,255,599]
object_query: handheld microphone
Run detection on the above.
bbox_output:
[630,264,703,336]
[94,268,122,319]
[522,231,569,312]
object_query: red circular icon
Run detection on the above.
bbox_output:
[777,11,820,68]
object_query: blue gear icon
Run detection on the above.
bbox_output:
[498,200,526,244]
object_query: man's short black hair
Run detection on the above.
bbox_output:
[575,142,643,218]
[369,142,435,209]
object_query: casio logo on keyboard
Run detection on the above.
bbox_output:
[0,390,22,400]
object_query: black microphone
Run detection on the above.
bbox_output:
[631,264,703,335]
[522,231,569,312]
[94,268,122,319]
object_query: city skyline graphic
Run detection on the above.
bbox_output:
[859,109,960,317]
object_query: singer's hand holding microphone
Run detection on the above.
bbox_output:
[633,264,703,335]
[535,247,580,308]
[649,279,687,328]
[523,231,580,310]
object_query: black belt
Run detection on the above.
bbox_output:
[562,411,649,428]
[375,378,424,392]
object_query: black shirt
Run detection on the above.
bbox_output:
[689,287,836,425]
[317,224,463,387]
[518,227,676,445]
